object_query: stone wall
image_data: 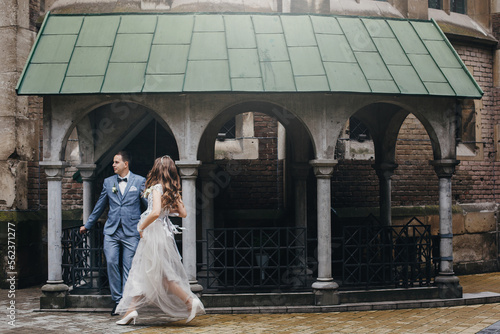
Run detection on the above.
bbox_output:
[0,0,40,211]
[0,0,46,288]
[452,204,498,274]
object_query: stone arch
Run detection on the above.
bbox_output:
[58,99,177,169]
[197,100,315,163]
[349,98,456,165]
[194,99,316,239]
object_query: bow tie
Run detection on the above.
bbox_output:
[118,177,127,183]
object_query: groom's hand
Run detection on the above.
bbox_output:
[79,226,87,234]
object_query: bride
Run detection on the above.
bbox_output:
[115,155,205,325]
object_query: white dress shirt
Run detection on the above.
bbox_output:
[118,171,130,194]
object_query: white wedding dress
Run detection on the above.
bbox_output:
[116,183,205,320]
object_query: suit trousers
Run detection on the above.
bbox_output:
[103,224,140,303]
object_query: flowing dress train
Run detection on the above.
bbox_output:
[115,183,205,320]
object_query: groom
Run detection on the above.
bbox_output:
[80,151,146,315]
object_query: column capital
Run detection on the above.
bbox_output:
[176,160,202,178]
[76,164,97,180]
[430,159,459,178]
[310,159,337,178]
[372,162,398,179]
[40,161,69,180]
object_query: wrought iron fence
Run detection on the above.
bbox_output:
[340,216,437,289]
[61,216,437,294]
[204,227,309,292]
[61,223,109,293]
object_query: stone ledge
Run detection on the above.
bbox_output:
[37,291,500,314]
[202,291,500,314]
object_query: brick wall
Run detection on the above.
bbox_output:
[392,115,438,206]
[215,112,284,210]
[453,43,496,203]
[61,167,83,210]
[332,161,379,208]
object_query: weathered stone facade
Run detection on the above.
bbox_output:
[0,0,46,288]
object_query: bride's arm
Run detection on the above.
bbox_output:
[138,189,162,233]
[170,197,187,218]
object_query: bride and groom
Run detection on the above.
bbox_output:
[80,151,205,325]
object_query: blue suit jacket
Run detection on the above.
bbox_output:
[85,172,146,237]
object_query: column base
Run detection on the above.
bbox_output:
[40,281,69,309]
[189,280,204,297]
[435,274,462,299]
[312,279,339,306]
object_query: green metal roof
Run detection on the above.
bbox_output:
[16,12,483,98]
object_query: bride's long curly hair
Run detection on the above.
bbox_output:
[144,155,182,210]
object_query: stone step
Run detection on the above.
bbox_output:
[62,286,441,309]
[201,292,315,308]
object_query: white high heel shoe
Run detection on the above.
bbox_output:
[116,310,138,325]
[186,298,201,323]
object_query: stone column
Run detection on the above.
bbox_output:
[310,159,339,305]
[198,164,218,289]
[430,159,462,299]
[77,164,96,223]
[176,160,203,294]
[372,163,398,226]
[39,161,69,309]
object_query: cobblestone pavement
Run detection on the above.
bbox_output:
[2,272,500,334]
[130,304,500,334]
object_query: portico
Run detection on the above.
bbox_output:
[16,12,482,307]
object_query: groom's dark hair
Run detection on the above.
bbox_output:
[116,151,132,164]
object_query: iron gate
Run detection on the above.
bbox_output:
[205,227,309,292]
[340,217,436,289]
[61,223,109,292]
